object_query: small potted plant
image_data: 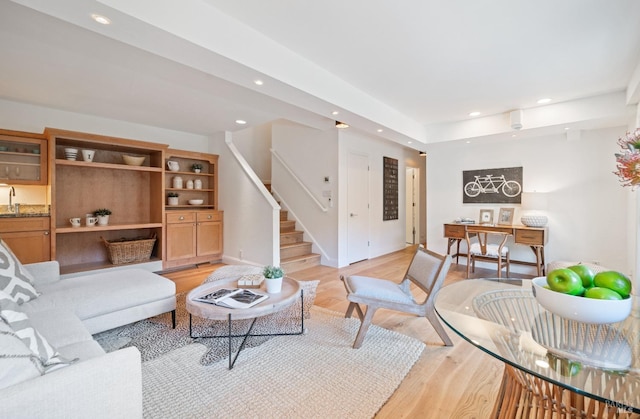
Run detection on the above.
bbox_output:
[192,163,203,173]
[94,208,112,226]
[263,265,285,294]
[167,192,179,206]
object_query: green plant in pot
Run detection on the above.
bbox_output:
[167,192,179,206]
[94,208,112,226]
[192,163,203,173]
[263,265,285,294]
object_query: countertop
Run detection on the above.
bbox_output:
[0,204,50,218]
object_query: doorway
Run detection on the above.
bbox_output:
[347,151,370,264]
[406,167,420,245]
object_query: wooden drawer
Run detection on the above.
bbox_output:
[197,211,222,222]
[515,228,546,245]
[166,212,196,224]
[0,217,50,232]
[444,224,466,239]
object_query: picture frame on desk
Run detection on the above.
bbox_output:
[479,209,494,225]
[497,207,515,225]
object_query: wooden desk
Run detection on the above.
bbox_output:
[444,223,548,276]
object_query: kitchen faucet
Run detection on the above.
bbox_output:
[8,186,15,213]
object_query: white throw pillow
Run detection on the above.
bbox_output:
[0,239,39,304]
[0,318,43,389]
[0,290,75,372]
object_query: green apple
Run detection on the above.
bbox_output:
[584,287,623,300]
[567,264,595,288]
[593,271,632,299]
[546,268,585,295]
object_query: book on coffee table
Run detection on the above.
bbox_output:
[194,288,269,309]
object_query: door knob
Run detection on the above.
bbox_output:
[350,213,358,217]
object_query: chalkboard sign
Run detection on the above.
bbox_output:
[383,157,398,220]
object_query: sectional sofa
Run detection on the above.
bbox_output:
[0,240,176,418]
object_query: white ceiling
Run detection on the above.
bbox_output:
[2,0,640,148]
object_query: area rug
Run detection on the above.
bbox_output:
[95,280,319,365]
[141,306,425,419]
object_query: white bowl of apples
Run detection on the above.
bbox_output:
[531,266,633,324]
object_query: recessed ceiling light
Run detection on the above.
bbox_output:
[254,79,263,86]
[408,141,413,145]
[564,127,570,130]
[511,134,517,138]
[466,140,471,144]
[331,111,339,115]
[235,120,247,125]
[377,129,383,133]
[91,14,111,25]
[537,98,552,104]
[469,111,481,117]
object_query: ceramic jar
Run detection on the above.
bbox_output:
[172,176,183,189]
[194,179,202,189]
[186,180,194,189]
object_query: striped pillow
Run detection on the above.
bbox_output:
[0,239,39,304]
[0,290,75,372]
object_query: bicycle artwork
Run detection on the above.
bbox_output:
[462,167,523,204]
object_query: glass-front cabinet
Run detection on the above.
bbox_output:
[0,134,47,185]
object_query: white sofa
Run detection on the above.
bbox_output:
[0,257,176,418]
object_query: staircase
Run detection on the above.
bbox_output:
[279,209,321,273]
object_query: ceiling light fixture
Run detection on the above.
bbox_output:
[419,151,427,156]
[91,14,111,25]
[254,79,263,86]
[469,111,481,117]
[235,119,247,125]
[377,128,383,133]
[332,111,340,116]
[537,98,552,104]
[335,121,349,129]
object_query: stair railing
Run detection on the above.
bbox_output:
[271,149,328,213]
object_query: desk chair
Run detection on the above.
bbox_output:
[340,246,453,348]
[465,226,511,278]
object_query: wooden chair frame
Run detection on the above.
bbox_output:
[465,226,511,278]
[340,246,453,348]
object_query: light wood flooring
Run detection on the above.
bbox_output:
[161,247,534,418]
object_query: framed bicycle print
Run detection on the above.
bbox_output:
[462,166,523,204]
[479,209,494,225]
[497,207,515,225]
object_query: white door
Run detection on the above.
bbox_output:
[406,167,420,244]
[347,152,369,264]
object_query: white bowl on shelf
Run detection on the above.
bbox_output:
[531,276,632,324]
[122,155,146,166]
[188,199,204,205]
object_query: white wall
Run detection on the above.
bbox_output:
[338,129,422,267]
[426,126,631,276]
[232,123,272,183]
[271,121,339,266]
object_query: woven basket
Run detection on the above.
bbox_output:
[101,234,156,265]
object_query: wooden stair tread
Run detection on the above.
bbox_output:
[280,241,311,249]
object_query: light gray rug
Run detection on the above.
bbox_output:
[141,306,425,419]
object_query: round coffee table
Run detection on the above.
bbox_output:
[186,277,303,368]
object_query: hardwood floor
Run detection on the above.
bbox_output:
[160,247,534,418]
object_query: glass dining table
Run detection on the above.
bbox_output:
[434,278,639,418]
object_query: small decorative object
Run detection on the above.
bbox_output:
[192,163,203,173]
[238,274,264,289]
[613,128,640,189]
[263,265,284,294]
[172,176,183,189]
[167,160,180,171]
[65,148,78,161]
[94,208,112,226]
[168,192,179,206]
[186,179,194,189]
[122,155,146,166]
[497,208,514,225]
[479,209,494,225]
[81,149,95,162]
[188,199,203,205]
[194,179,202,189]
[69,217,81,227]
